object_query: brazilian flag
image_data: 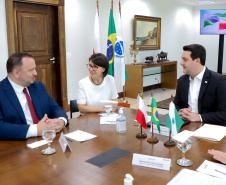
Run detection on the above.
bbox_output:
[106,9,116,76]
[151,98,160,133]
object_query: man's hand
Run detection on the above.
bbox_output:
[46,118,64,133]
[208,149,226,164]
[179,108,201,122]
[37,114,49,136]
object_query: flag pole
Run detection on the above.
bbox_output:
[97,0,99,14]
[111,0,113,14]
[147,91,159,143]
[119,0,125,101]
[164,95,176,146]
[136,91,147,138]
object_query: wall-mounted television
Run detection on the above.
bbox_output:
[200,9,226,34]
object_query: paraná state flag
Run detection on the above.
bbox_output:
[114,12,128,87]
[136,94,148,129]
[151,97,160,133]
[166,102,184,136]
[93,8,101,54]
[106,9,116,76]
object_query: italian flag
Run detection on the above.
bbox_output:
[136,94,148,129]
[166,102,184,136]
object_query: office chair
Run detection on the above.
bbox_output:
[70,99,79,119]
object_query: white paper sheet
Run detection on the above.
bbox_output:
[27,140,48,149]
[167,169,226,185]
[172,130,194,143]
[197,160,226,179]
[64,130,97,142]
[193,124,226,141]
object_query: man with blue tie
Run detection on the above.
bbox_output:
[0,53,68,140]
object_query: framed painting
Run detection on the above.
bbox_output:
[134,15,161,50]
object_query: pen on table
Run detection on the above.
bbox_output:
[215,169,226,176]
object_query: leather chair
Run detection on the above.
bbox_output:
[70,100,79,118]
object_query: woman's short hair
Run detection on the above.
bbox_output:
[89,53,109,77]
[7,53,33,73]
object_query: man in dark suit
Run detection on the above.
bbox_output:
[174,44,226,125]
[0,53,68,140]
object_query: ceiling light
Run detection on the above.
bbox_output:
[194,1,215,5]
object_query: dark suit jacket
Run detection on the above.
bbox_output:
[0,77,68,140]
[174,68,226,125]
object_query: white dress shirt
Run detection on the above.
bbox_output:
[8,77,67,138]
[8,77,37,138]
[188,67,206,121]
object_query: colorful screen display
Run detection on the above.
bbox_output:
[200,9,226,34]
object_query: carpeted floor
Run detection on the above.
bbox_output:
[157,98,171,110]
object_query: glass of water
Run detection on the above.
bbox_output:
[104,104,113,116]
[41,125,56,155]
[176,138,193,167]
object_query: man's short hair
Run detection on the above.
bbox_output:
[183,44,206,65]
[6,53,33,74]
[89,53,109,77]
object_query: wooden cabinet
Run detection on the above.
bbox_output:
[125,61,177,98]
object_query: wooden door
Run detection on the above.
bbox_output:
[14,2,60,103]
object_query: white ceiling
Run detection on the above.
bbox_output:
[176,0,226,6]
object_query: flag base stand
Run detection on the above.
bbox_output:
[164,132,175,146]
[136,126,147,138]
[147,137,159,143]
[164,140,176,146]
[136,132,147,138]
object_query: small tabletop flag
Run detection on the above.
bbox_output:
[151,97,160,133]
[166,102,184,136]
[136,94,148,129]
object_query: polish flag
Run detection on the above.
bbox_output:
[136,94,148,129]
[93,8,101,54]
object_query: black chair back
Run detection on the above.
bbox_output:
[70,100,79,118]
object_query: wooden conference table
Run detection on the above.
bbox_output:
[0,108,226,185]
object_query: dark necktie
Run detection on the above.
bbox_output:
[23,88,39,124]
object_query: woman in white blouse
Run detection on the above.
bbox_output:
[77,53,118,114]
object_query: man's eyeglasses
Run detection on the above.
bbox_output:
[87,64,98,70]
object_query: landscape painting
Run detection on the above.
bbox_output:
[134,15,161,50]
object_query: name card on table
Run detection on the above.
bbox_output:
[132,153,171,171]
[59,132,72,152]
[100,117,117,124]
[151,124,170,136]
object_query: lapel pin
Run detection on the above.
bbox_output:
[205,81,208,83]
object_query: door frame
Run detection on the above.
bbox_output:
[5,0,69,111]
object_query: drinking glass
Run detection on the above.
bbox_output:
[176,138,193,167]
[104,105,113,116]
[41,125,56,155]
